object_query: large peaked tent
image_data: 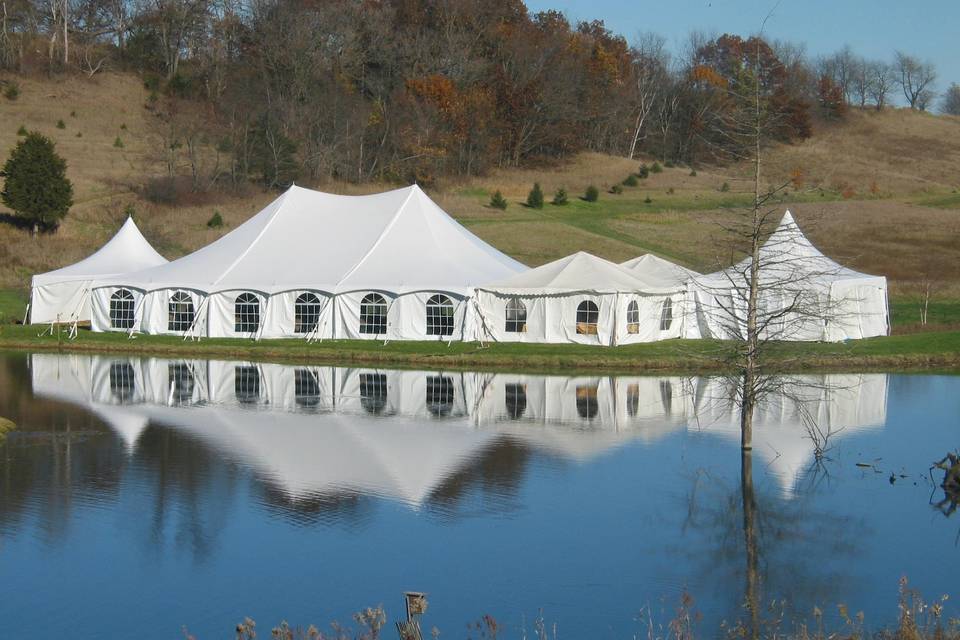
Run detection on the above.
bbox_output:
[90,185,526,340]
[694,211,889,341]
[474,251,685,345]
[30,217,167,325]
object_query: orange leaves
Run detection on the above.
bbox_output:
[691,64,728,89]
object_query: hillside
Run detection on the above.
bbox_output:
[1,72,959,315]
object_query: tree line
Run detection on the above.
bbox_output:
[0,0,955,192]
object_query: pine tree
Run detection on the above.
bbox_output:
[552,188,568,205]
[1,132,73,234]
[526,182,544,209]
[489,190,508,210]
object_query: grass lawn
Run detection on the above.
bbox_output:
[1,322,957,375]
[0,289,27,325]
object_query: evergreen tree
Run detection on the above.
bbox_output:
[526,182,544,209]
[1,132,73,234]
[489,190,508,210]
[552,188,568,205]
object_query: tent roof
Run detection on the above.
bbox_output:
[97,185,526,295]
[620,254,701,288]
[701,211,885,289]
[478,251,677,295]
[32,217,167,286]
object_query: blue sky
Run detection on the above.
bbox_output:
[525,0,959,102]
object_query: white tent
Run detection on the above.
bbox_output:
[693,211,889,342]
[620,254,703,339]
[89,185,526,340]
[30,217,167,325]
[474,251,684,345]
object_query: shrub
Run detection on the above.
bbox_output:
[610,184,623,194]
[1,132,74,233]
[665,160,675,168]
[651,161,663,173]
[113,136,124,148]
[720,182,730,192]
[552,188,568,205]
[70,110,76,117]
[75,132,82,138]
[16,125,27,136]
[120,123,127,130]
[489,190,508,210]
[123,203,137,219]
[644,195,653,204]
[56,119,66,129]
[526,182,544,209]
[667,187,675,195]
[623,174,638,187]
[207,211,224,228]
[3,82,20,101]
[689,169,697,177]
[583,185,599,202]
[637,164,649,179]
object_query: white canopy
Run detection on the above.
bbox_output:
[620,254,701,288]
[30,217,167,324]
[694,211,889,341]
[97,185,525,296]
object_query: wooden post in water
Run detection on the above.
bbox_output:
[396,592,428,640]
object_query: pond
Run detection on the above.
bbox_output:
[0,352,957,639]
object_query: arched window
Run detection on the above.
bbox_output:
[110,288,136,329]
[235,365,260,404]
[294,292,322,334]
[360,373,388,415]
[235,293,260,333]
[576,300,599,335]
[659,298,674,331]
[626,300,640,334]
[505,383,527,419]
[504,298,527,333]
[426,375,454,417]
[360,293,388,335]
[576,384,599,420]
[426,294,454,336]
[168,290,195,332]
[109,361,136,403]
[626,383,639,417]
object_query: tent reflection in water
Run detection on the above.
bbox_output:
[89,185,526,340]
[29,217,168,325]
[473,251,688,345]
[30,353,888,505]
[693,211,889,342]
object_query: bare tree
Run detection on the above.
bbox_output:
[868,61,895,110]
[627,32,667,160]
[894,51,937,110]
[850,56,872,109]
[942,83,960,116]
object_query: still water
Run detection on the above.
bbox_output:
[0,352,956,638]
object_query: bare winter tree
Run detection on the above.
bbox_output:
[627,32,667,160]
[868,60,895,110]
[942,83,960,116]
[894,51,937,110]
[850,56,872,109]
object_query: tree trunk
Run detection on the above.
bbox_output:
[741,449,760,640]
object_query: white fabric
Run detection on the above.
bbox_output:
[474,252,685,345]
[30,218,167,324]
[89,185,525,338]
[620,254,701,288]
[693,211,889,342]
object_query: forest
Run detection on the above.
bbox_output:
[0,0,946,191]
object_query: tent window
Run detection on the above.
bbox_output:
[235,293,260,333]
[505,383,527,419]
[576,384,599,420]
[505,298,527,333]
[360,373,388,414]
[295,369,321,407]
[659,298,673,331]
[168,291,195,332]
[660,380,673,415]
[426,294,454,336]
[109,361,136,403]
[576,300,599,335]
[110,289,136,329]
[426,375,454,416]
[168,363,195,405]
[627,300,640,334]
[235,365,260,404]
[294,292,322,334]
[360,293,388,335]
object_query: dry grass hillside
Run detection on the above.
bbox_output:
[1,72,959,311]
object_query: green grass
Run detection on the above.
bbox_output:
[912,191,960,209]
[0,289,27,324]
[890,299,960,327]
[0,324,957,375]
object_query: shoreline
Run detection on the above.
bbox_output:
[1,325,959,375]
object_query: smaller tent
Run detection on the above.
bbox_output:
[30,218,167,325]
[474,251,683,345]
[693,211,889,341]
[621,254,703,339]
